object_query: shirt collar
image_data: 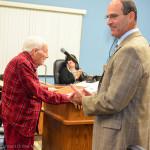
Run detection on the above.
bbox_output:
[23,51,37,72]
[117,28,139,46]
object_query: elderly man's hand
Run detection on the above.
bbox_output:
[72,101,83,110]
[67,92,82,110]
[69,84,85,105]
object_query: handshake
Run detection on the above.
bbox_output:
[68,84,95,109]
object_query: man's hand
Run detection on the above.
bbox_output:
[70,84,85,105]
[72,101,83,110]
[67,93,82,110]
[82,88,94,96]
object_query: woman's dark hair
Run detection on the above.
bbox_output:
[65,54,78,64]
[120,0,137,21]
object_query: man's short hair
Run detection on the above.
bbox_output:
[120,0,137,21]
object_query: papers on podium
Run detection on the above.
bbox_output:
[75,81,99,93]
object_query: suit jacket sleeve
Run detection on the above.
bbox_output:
[82,45,143,117]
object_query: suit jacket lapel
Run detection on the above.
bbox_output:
[111,31,142,58]
[98,31,142,90]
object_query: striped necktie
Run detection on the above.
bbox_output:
[115,43,118,49]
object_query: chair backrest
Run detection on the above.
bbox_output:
[53,59,66,84]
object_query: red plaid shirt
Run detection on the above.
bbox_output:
[1,52,69,137]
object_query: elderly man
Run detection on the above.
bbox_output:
[1,36,70,150]
[70,0,150,149]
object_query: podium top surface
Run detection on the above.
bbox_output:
[43,84,94,125]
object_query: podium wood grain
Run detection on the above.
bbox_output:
[42,113,93,150]
[42,85,94,150]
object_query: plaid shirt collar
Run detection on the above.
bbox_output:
[23,51,37,72]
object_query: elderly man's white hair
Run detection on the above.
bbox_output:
[22,36,47,52]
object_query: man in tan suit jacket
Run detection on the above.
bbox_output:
[70,0,150,149]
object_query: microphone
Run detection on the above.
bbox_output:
[60,48,78,64]
[60,48,89,78]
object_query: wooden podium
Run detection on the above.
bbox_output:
[42,86,94,150]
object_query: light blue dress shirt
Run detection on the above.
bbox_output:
[117,28,139,46]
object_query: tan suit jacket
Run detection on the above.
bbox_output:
[82,31,150,150]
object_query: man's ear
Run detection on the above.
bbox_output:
[129,11,135,21]
[29,48,37,59]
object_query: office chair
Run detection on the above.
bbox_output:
[53,59,66,84]
[127,145,146,150]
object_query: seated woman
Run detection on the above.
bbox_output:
[60,54,84,85]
